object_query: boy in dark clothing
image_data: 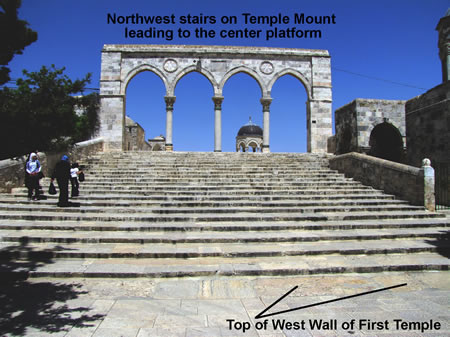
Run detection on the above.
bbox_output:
[51,155,71,207]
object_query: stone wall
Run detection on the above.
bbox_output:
[0,138,104,193]
[124,117,152,151]
[334,100,358,154]
[335,99,406,155]
[405,81,450,167]
[329,152,434,210]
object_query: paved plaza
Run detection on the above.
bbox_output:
[0,271,449,337]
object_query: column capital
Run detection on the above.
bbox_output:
[212,96,224,110]
[164,96,176,110]
[260,97,272,111]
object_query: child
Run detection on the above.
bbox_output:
[70,163,81,197]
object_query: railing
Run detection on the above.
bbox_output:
[435,161,450,210]
[329,152,435,211]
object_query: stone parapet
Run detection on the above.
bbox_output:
[329,152,435,211]
[0,138,104,193]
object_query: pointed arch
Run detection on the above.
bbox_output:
[172,65,218,96]
[121,64,168,95]
[369,122,404,162]
[268,69,312,100]
[220,66,265,97]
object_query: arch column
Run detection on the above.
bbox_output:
[212,96,224,152]
[260,97,272,153]
[164,96,176,151]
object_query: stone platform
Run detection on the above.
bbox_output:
[0,272,449,336]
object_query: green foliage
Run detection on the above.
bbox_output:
[0,0,38,85]
[0,65,99,159]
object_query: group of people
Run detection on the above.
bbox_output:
[25,153,83,207]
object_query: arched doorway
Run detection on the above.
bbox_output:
[369,122,404,162]
[125,70,166,151]
[270,74,309,152]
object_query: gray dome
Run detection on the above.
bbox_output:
[237,117,263,137]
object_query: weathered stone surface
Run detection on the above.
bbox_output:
[405,81,450,167]
[334,99,406,156]
[329,152,435,210]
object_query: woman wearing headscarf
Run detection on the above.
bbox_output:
[51,155,71,207]
[25,153,41,200]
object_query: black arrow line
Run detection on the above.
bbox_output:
[255,283,407,319]
[255,285,299,319]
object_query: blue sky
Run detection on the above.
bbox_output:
[6,0,448,152]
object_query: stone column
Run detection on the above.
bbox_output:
[421,158,435,212]
[260,97,272,153]
[212,96,224,152]
[164,96,176,151]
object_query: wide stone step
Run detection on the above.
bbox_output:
[0,197,408,208]
[1,253,448,278]
[82,175,348,181]
[0,203,424,216]
[12,187,383,197]
[16,184,369,192]
[78,179,355,187]
[0,217,448,232]
[0,210,442,223]
[1,227,447,244]
[0,193,398,203]
[67,181,364,188]
[1,238,449,260]
[85,164,328,175]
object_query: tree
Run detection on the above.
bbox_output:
[0,0,38,85]
[0,65,99,159]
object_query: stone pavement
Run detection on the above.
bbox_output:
[0,271,449,337]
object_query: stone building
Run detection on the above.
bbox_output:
[334,99,406,162]
[148,135,166,151]
[236,118,263,152]
[124,116,151,151]
[405,9,450,167]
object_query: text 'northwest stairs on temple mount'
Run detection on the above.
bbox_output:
[0,152,449,278]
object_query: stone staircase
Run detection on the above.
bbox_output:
[0,151,448,278]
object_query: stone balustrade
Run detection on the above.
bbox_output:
[329,152,435,211]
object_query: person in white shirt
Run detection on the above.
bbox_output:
[25,153,41,200]
[70,163,81,197]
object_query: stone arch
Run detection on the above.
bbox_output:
[248,141,259,152]
[121,64,169,96]
[268,69,312,100]
[369,122,404,162]
[99,45,332,153]
[172,65,218,96]
[237,141,246,152]
[220,66,265,97]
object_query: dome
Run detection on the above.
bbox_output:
[237,117,263,137]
